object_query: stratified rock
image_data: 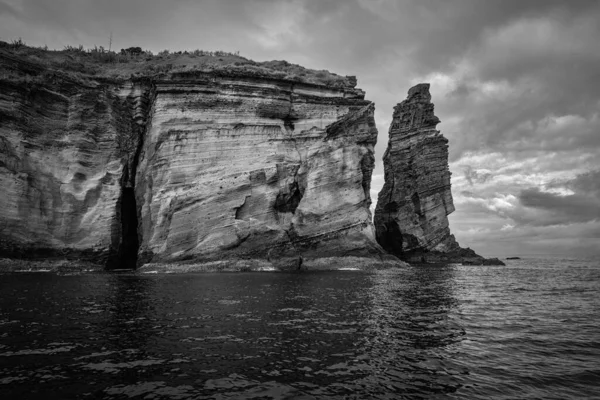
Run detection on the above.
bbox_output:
[135,74,385,266]
[374,83,504,266]
[0,73,147,266]
[0,47,395,270]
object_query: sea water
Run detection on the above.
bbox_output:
[0,257,599,399]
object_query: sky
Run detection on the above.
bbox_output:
[1,0,599,257]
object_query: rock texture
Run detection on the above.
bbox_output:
[0,48,390,269]
[0,72,146,266]
[135,73,384,267]
[374,83,504,265]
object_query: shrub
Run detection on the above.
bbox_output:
[11,37,25,49]
[64,44,85,52]
[121,47,143,56]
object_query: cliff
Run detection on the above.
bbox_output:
[0,43,395,270]
[374,84,503,265]
[135,74,384,268]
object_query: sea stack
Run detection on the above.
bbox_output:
[374,83,504,265]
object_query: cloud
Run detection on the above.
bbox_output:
[449,212,600,257]
[517,187,600,225]
[463,165,492,186]
[405,3,600,165]
[247,1,310,50]
[453,168,600,231]
[563,169,600,198]
[515,169,600,226]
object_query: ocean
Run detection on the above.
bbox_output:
[0,257,599,399]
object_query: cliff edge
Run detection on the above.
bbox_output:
[374,84,504,265]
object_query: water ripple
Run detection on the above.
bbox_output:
[0,257,598,398]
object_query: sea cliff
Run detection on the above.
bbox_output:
[0,43,395,270]
[135,74,385,268]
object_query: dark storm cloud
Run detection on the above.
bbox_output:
[518,188,600,225]
[430,1,600,160]
[358,0,598,73]
[565,169,600,198]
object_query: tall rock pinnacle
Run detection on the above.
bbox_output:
[374,83,503,265]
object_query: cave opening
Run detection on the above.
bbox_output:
[274,181,303,214]
[377,220,403,256]
[117,187,139,269]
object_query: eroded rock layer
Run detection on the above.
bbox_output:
[136,74,383,266]
[0,53,387,268]
[374,83,503,265]
[0,74,151,266]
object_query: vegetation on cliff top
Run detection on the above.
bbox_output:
[0,39,355,88]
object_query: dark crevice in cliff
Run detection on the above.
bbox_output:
[107,168,141,270]
[360,152,374,210]
[378,220,403,256]
[116,187,139,268]
[283,115,296,132]
[107,83,156,270]
[275,181,303,214]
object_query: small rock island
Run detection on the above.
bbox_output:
[374,84,504,266]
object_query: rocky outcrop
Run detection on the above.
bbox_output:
[374,83,504,266]
[135,73,385,267]
[0,48,392,269]
[0,73,145,266]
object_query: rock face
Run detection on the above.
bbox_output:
[374,84,503,265]
[135,73,383,266]
[0,50,387,269]
[0,74,147,266]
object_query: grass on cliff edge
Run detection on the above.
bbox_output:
[0,39,355,88]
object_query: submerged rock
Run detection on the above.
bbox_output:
[374,83,504,266]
